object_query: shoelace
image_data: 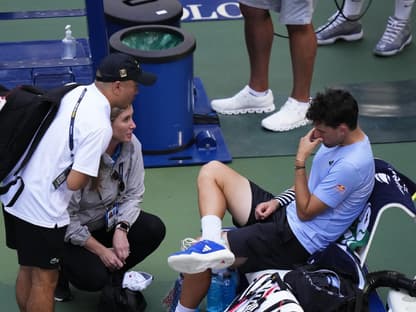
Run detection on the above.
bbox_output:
[181,237,197,250]
[317,12,347,32]
[379,17,407,44]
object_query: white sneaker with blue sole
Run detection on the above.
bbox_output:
[167,240,235,274]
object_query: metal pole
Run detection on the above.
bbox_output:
[85,0,108,74]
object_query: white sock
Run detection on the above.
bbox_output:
[394,0,414,20]
[201,215,222,243]
[247,85,269,97]
[342,0,364,17]
[175,302,198,312]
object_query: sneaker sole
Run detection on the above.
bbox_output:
[261,118,311,132]
[373,35,412,56]
[317,30,364,45]
[212,104,275,115]
[168,249,235,274]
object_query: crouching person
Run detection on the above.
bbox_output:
[55,104,166,309]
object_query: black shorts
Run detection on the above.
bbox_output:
[227,181,310,273]
[3,208,67,269]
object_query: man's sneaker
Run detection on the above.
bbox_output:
[316,12,363,45]
[54,279,73,302]
[211,86,275,115]
[261,97,310,132]
[373,16,412,56]
[167,239,235,274]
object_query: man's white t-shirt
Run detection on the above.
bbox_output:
[2,84,112,228]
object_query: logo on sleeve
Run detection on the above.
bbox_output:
[336,184,346,192]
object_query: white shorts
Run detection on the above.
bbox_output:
[239,0,316,25]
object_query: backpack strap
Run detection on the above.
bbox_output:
[51,87,87,190]
[13,83,80,175]
[0,177,24,205]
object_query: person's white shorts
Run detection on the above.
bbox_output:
[239,0,316,25]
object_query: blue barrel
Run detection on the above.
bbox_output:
[109,25,196,154]
[104,0,183,38]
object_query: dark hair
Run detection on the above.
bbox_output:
[306,89,359,130]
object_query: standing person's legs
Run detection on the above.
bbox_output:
[240,3,274,92]
[209,1,276,115]
[343,0,364,17]
[287,24,316,103]
[16,267,58,312]
[6,210,66,312]
[261,0,317,132]
[279,0,316,101]
[16,266,31,311]
[394,0,414,20]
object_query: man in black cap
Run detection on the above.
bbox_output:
[1,52,156,312]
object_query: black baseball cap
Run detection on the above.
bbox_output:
[95,53,157,85]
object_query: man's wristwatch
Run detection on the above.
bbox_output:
[115,222,130,233]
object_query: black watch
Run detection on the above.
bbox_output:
[115,222,130,233]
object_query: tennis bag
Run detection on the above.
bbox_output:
[0,83,78,206]
[283,243,365,312]
[224,272,304,312]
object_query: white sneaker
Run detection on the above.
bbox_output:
[261,97,310,132]
[211,86,275,115]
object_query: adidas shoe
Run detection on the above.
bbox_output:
[211,86,275,115]
[261,97,310,132]
[167,240,235,274]
[316,12,363,45]
[373,16,412,56]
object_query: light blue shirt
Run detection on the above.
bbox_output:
[287,135,375,254]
